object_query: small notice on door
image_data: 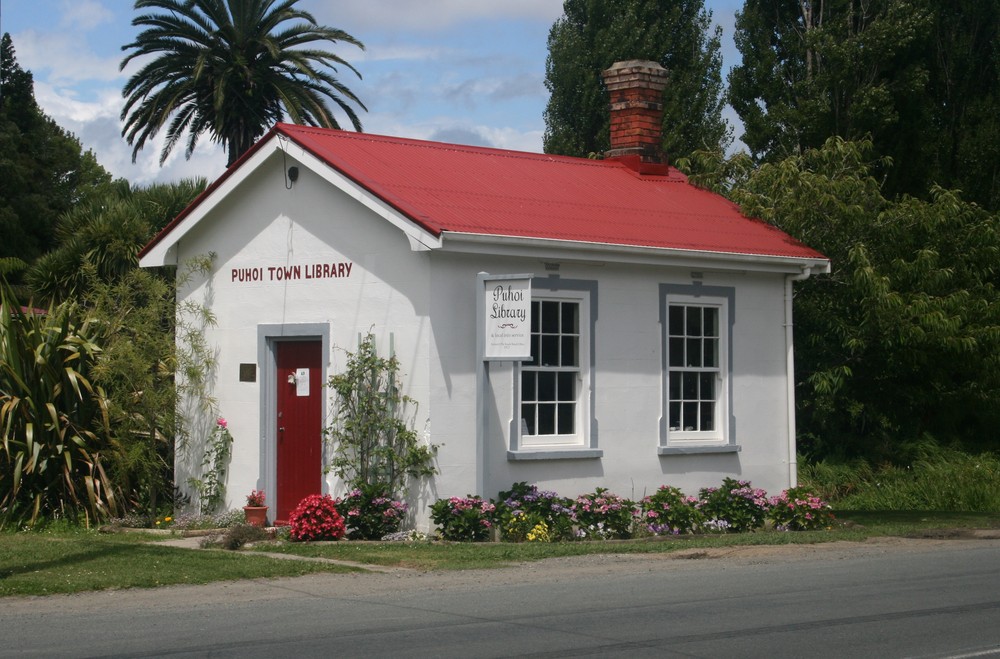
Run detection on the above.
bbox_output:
[295,368,309,396]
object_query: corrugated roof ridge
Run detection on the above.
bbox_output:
[277,123,675,171]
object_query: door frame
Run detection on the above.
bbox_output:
[257,323,330,509]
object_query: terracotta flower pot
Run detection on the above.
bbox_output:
[243,506,268,527]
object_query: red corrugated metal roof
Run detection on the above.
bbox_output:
[141,123,827,263]
[276,124,824,260]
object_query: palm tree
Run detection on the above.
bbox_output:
[120,0,367,167]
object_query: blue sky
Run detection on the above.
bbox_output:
[2,0,744,185]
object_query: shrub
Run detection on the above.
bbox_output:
[288,494,345,542]
[326,333,437,499]
[768,488,836,531]
[495,482,574,541]
[698,478,770,533]
[221,523,268,550]
[336,484,408,540]
[571,488,634,539]
[430,495,495,542]
[502,510,550,542]
[638,485,703,535]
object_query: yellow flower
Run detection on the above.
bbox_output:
[165,517,172,523]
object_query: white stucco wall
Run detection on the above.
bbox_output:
[170,150,799,528]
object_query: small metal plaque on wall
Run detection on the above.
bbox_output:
[239,363,256,382]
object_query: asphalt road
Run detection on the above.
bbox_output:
[3,537,1000,658]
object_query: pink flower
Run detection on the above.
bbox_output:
[217,417,228,429]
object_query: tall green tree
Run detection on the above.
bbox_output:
[120,0,367,167]
[729,0,1000,210]
[692,138,1000,461]
[543,0,730,161]
[0,34,112,287]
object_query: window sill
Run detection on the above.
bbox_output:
[658,445,741,455]
[507,449,603,461]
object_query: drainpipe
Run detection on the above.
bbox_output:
[785,267,812,488]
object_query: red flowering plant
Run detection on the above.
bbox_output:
[637,485,704,536]
[288,494,346,541]
[768,487,836,531]
[430,495,496,541]
[335,484,408,540]
[245,490,266,507]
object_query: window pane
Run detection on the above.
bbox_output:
[521,404,535,435]
[686,338,702,366]
[557,371,575,401]
[703,338,718,368]
[538,404,555,434]
[561,336,578,366]
[683,372,698,399]
[541,335,559,366]
[542,301,559,333]
[669,306,684,336]
[669,337,684,367]
[682,402,698,431]
[669,371,681,399]
[700,402,715,431]
[526,333,539,366]
[557,403,575,434]
[699,372,715,400]
[704,307,719,337]
[538,371,556,401]
[531,301,540,332]
[669,402,681,430]
[522,371,536,401]
[686,307,702,336]
[561,302,578,334]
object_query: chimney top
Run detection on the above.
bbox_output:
[601,60,669,173]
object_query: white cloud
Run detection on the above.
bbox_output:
[12,29,122,87]
[322,0,564,32]
[58,0,115,31]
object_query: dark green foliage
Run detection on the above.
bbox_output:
[729,0,1000,210]
[326,333,436,498]
[120,0,367,166]
[0,284,118,528]
[543,0,729,161]
[725,138,1000,460]
[28,178,206,303]
[0,34,113,290]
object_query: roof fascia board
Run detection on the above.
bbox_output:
[281,139,441,252]
[139,135,442,268]
[439,232,831,275]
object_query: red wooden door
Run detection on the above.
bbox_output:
[275,340,323,524]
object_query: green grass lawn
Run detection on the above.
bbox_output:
[2,510,997,598]
[0,529,360,597]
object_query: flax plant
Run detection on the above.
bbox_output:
[0,284,118,527]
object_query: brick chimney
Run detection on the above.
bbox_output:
[601,60,669,173]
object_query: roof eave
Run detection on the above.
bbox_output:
[438,231,831,274]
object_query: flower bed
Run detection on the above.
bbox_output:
[429,479,834,542]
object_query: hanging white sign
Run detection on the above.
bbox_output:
[483,276,532,361]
